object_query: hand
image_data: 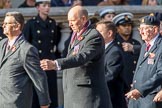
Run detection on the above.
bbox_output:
[40,59,57,71]
[153,90,162,102]
[40,105,50,108]
[125,89,141,100]
[122,42,134,52]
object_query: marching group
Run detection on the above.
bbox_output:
[1,0,162,108]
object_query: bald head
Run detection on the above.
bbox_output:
[68,6,88,20]
[68,6,89,32]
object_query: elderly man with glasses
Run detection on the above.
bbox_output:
[126,13,162,108]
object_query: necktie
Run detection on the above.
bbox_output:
[145,43,151,52]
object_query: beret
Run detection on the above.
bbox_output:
[99,8,115,18]
[140,13,160,26]
[36,0,51,3]
[112,12,133,25]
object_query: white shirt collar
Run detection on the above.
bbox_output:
[148,33,159,50]
[8,36,19,47]
[105,40,113,49]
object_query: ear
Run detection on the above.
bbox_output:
[109,30,113,36]
[14,23,21,31]
[82,15,87,22]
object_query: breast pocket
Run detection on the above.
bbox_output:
[75,78,92,86]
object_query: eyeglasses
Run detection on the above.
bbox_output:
[2,22,17,26]
[138,26,154,31]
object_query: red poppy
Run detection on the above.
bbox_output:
[11,45,16,52]
[77,36,84,41]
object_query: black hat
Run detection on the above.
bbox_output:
[140,13,160,26]
[112,12,133,26]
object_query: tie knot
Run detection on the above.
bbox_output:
[146,43,151,52]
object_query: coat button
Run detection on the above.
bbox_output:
[117,42,120,45]
[37,30,40,34]
[134,80,136,83]
[49,20,52,23]
[133,61,137,64]
[50,49,53,53]
[39,50,42,53]
[38,40,41,44]
[0,36,2,40]
[132,42,135,44]
[51,40,53,43]
[51,30,54,33]
[32,17,36,19]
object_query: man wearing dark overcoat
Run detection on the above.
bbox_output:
[40,6,112,108]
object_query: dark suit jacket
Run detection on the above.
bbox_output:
[57,25,112,108]
[115,34,141,92]
[0,35,50,108]
[105,41,127,108]
[23,15,59,107]
[128,35,162,108]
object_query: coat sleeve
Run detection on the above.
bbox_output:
[57,33,104,69]
[23,46,51,106]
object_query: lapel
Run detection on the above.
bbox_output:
[0,35,24,67]
[105,41,115,54]
[68,27,92,55]
[138,35,162,65]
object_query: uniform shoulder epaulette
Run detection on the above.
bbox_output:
[28,16,37,23]
[32,16,36,20]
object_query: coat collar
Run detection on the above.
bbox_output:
[0,35,25,67]
[68,23,93,53]
[138,34,162,65]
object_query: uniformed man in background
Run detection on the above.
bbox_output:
[23,0,60,107]
[0,27,6,41]
[112,12,141,93]
[99,8,116,21]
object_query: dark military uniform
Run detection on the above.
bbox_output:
[23,15,59,108]
[0,27,6,41]
[115,34,141,93]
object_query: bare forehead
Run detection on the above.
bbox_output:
[68,10,79,20]
[4,16,15,21]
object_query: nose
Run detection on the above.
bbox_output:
[69,21,72,27]
[2,23,5,28]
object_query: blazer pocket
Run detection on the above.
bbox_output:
[7,83,22,94]
[75,78,91,86]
